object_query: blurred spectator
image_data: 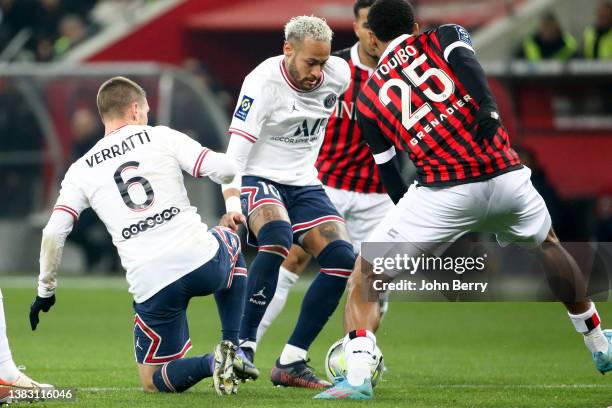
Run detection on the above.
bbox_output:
[583,1,612,59]
[35,36,54,62]
[53,13,89,57]
[69,107,101,160]
[0,80,42,217]
[65,107,120,272]
[183,58,232,113]
[516,12,577,61]
[0,0,98,62]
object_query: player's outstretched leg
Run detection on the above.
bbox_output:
[0,289,53,403]
[272,223,355,389]
[239,211,293,354]
[256,246,311,347]
[536,230,612,373]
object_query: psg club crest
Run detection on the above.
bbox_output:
[324,93,337,109]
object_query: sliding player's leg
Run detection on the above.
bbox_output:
[138,229,246,395]
[209,228,257,381]
[256,246,311,346]
[0,289,52,402]
[135,280,212,394]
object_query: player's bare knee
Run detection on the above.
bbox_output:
[249,204,290,236]
[282,245,311,275]
[303,221,352,257]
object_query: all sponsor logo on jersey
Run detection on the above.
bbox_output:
[121,207,180,239]
[324,93,337,109]
[234,95,254,121]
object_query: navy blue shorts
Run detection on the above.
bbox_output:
[133,227,246,365]
[240,176,345,247]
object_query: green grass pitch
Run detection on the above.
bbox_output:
[2,276,612,407]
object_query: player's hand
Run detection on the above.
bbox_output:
[219,212,246,233]
[29,295,56,331]
[475,111,501,144]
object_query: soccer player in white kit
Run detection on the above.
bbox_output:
[29,77,253,396]
[0,289,52,403]
[220,16,355,388]
[254,0,394,347]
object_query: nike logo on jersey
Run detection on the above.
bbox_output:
[86,131,151,168]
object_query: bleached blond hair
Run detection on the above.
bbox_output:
[284,15,333,44]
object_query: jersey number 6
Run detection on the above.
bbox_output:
[114,161,155,211]
[379,54,455,131]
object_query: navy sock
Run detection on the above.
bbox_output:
[152,353,214,393]
[239,220,293,341]
[288,240,355,350]
[215,253,247,346]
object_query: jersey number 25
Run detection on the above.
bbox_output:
[379,54,455,131]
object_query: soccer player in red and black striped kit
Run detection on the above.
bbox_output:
[254,0,394,347]
[317,0,612,400]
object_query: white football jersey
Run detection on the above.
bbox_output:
[54,125,222,303]
[229,55,351,186]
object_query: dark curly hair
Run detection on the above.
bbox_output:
[368,0,415,42]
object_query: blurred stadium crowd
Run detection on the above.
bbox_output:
[0,0,610,273]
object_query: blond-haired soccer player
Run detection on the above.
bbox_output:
[220,16,353,388]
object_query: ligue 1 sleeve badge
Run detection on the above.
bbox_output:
[324,93,338,109]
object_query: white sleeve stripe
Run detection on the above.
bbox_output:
[373,146,397,165]
[443,41,475,62]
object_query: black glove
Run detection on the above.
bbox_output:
[475,110,502,144]
[29,295,56,331]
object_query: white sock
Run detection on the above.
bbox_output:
[239,340,257,352]
[569,302,608,353]
[584,326,609,353]
[344,330,376,387]
[279,344,307,365]
[0,290,20,382]
[256,266,299,343]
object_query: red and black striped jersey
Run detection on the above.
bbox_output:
[316,44,385,194]
[357,25,522,187]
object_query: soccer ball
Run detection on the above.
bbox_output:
[324,338,384,387]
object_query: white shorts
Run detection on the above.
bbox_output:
[364,166,551,262]
[323,185,394,252]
